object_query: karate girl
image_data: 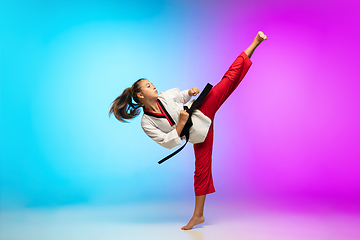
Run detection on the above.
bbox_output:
[109,31,267,230]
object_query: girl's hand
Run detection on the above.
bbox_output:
[179,110,189,124]
[188,87,199,96]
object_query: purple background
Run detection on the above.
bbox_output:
[211,0,360,203]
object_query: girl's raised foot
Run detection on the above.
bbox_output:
[255,31,268,44]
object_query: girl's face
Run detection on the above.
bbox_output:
[137,79,158,102]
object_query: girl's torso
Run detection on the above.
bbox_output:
[141,88,212,145]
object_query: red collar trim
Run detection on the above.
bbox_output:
[143,100,175,126]
[157,100,175,126]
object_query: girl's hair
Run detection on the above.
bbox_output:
[108,78,146,122]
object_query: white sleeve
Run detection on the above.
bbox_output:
[174,89,192,104]
[141,120,182,149]
[162,88,191,104]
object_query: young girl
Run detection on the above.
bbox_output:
[109,31,267,230]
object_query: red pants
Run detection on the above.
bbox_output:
[193,52,252,196]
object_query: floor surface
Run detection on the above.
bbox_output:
[1,199,359,240]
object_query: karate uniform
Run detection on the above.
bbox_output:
[141,52,252,196]
[141,89,212,149]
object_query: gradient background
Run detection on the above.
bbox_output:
[1,0,359,212]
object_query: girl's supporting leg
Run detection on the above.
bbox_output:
[193,125,215,196]
[181,195,206,230]
[182,31,267,231]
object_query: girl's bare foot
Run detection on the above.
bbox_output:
[244,31,267,58]
[181,215,205,230]
[254,31,268,45]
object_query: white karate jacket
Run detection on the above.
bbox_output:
[141,88,212,149]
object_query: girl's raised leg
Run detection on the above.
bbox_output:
[198,31,268,120]
[182,31,267,231]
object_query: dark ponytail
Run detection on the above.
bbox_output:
[109,78,145,122]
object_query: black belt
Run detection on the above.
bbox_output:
[158,83,213,164]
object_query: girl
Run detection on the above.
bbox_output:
[109,31,267,230]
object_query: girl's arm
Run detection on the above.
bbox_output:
[141,109,190,149]
[142,122,182,149]
[162,87,198,104]
[169,88,192,104]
